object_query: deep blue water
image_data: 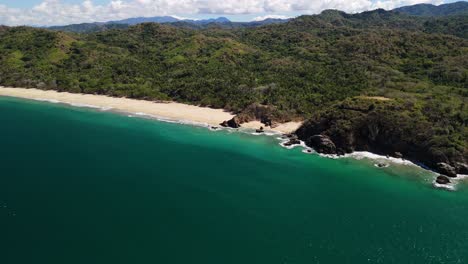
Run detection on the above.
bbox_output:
[1,96,468,264]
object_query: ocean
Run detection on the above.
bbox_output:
[1,96,468,264]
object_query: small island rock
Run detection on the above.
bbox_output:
[436,175,451,185]
[283,135,301,146]
[377,163,387,168]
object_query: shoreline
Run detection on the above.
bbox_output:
[2,87,466,191]
[276,136,468,191]
[0,87,302,134]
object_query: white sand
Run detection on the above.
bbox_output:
[0,87,301,133]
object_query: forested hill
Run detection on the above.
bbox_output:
[0,8,466,176]
[394,1,468,16]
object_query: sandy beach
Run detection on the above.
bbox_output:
[0,87,302,133]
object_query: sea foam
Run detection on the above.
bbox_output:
[33,98,112,111]
[35,98,60,103]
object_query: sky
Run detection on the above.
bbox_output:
[0,0,458,26]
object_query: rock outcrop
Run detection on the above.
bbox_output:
[455,163,468,175]
[220,117,241,128]
[227,117,241,128]
[306,135,337,154]
[295,98,467,177]
[377,163,388,168]
[436,175,451,185]
[220,103,297,129]
[437,163,457,178]
[219,121,229,127]
[283,134,301,146]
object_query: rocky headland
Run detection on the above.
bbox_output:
[295,97,467,178]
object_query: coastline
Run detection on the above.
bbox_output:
[0,87,302,134]
[2,87,466,190]
[277,135,468,191]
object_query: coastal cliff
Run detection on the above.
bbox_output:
[295,97,468,176]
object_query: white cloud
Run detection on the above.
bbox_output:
[0,0,447,26]
[253,15,291,21]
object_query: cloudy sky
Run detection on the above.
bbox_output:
[0,0,456,26]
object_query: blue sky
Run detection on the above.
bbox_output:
[0,0,459,26]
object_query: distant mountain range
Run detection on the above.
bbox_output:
[48,16,289,32]
[394,1,468,16]
[108,16,231,25]
[48,1,468,33]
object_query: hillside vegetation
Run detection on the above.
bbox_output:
[0,8,466,175]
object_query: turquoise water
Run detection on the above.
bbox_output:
[1,96,468,264]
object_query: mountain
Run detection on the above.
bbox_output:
[48,23,129,33]
[166,18,291,30]
[109,16,180,25]
[1,8,467,176]
[41,1,468,33]
[394,1,468,16]
[248,18,292,26]
[48,17,233,32]
[47,16,290,33]
[108,16,231,25]
[187,17,231,24]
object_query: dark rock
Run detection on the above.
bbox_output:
[306,149,312,153]
[455,162,468,175]
[377,163,387,168]
[284,138,301,146]
[281,133,295,139]
[219,121,229,127]
[227,117,241,128]
[211,126,218,130]
[393,152,403,159]
[290,138,301,144]
[437,162,457,178]
[436,175,451,184]
[261,117,273,127]
[220,117,242,128]
[307,135,336,154]
[336,149,346,156]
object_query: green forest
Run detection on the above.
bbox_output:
[0,8,466,174]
